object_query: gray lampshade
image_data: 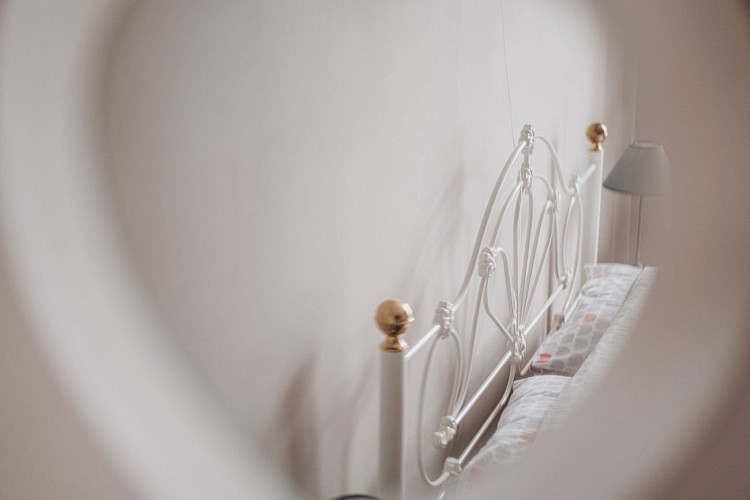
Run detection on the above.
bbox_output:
[603,141,670,196]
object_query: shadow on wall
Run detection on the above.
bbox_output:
[272,356,320,494]
[402,168,467,314]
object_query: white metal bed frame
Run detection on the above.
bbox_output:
[374,123,608,500]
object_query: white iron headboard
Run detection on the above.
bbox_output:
[374,123,607,500]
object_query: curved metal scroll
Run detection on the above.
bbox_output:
[408,124,603,488]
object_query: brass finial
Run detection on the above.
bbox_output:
[375,299,414,352]
[586,122,608,152]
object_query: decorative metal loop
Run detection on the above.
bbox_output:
[519,124,535,190]
[549,189,561,213]
[432,416,458,449]
[560,269,573,289]
[520,124,535,156]
[478,247,498,278]
[512,327,527,364]
[570,174,583,197]
[519,165,533,190]
[434,301,455,339]
[443,457,463,478]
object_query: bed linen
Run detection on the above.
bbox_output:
[454,375,570,489]
[538,266,657,433]
[530,263,641,376]
[456,266,655,488]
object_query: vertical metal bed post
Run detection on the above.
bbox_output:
[584,122,608,266]
[375,300,414,500]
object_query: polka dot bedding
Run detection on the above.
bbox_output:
[529,263,641,376]
[457,375,569,488]
[539,266,657,434]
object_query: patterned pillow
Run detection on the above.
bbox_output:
[462,375,569,476]
[530,264,641,376]
[538,267,657,435]
[581,263,640,299]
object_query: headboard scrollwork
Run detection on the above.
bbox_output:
[376,123,607,499]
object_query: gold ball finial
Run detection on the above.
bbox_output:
[586,122,608,152]
[375,299,414,352]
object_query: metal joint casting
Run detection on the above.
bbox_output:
[432,416,458,449]
[434,301,455,339]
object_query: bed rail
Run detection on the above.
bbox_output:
[375,123,607,500]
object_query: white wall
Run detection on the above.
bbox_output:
[14,1,749,499]
[100,1,628,497]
